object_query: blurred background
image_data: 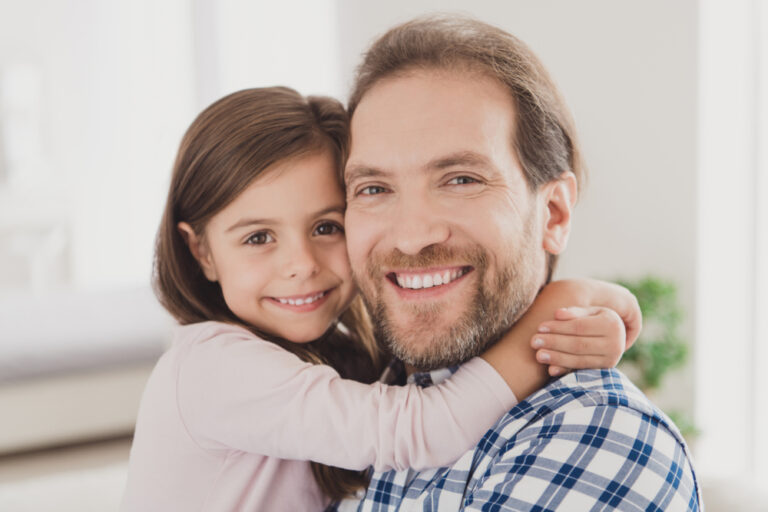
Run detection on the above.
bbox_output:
[0,0,766,510]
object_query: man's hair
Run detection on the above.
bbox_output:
[348,15,585,280]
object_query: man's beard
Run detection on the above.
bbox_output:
[356,217,543,371]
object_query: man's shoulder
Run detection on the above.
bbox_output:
[343,368,701,511]
[521,368,662,418]
[488,368,691,469]
[465,368,700,510]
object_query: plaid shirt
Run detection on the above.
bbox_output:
[331,366,701,511]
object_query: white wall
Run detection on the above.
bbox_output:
[336,0,699,415]
[210,0,342,102]
[0,0,197,291]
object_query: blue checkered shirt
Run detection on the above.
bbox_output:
[330,366,701,511]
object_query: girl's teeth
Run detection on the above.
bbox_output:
[278,291,325,306]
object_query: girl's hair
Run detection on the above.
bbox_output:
[153,87,384,500]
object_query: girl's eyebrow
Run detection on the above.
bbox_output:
[226,205,346,233]
[314,205,346,217]
[226,217,276,233]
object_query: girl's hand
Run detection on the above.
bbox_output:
[480,278,641,399]
[532,306,626,377]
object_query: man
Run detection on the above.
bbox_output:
[334,15,700,511]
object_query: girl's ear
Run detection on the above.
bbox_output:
[541,171,578,255]
[177,222,218,281]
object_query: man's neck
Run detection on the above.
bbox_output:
[404,362,420,376]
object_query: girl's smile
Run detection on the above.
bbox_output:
[265,287,335,311]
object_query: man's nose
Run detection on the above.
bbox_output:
[391,194,451,255]
[280,238,320,280]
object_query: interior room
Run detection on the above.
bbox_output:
[1,0,766,510]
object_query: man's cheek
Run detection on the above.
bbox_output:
[343,215,366,259]
[345,218,386,277]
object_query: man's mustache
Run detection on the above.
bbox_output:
[365,245,489,277]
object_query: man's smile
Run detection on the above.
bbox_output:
[385,266,475,299]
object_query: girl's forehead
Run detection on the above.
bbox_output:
[210,152,345,230]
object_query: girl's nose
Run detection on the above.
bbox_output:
[281,239,320,280]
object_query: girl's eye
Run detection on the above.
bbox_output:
[314,222,344,236]
[447,176,479,185]
[358,185,388,196]
[245,231,274,245]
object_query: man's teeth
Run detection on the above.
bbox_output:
[277,291,325,306]
[395,269,468,290]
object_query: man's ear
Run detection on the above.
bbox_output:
[541,171,577,255]
[177,222,218,281]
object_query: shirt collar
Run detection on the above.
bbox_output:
[380,358,460,388]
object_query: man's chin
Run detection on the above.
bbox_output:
[377,312,495,372]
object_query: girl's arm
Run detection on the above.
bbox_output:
[480,278,641,399]
[178,277,639,474]
[177,322,516,473]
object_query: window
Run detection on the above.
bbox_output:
[696,0,768,483]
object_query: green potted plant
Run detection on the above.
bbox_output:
[614,276,697,438]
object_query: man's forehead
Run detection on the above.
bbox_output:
[346,70,518,180]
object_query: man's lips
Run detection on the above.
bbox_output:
[266,288,334,312]
[386,265,473,293]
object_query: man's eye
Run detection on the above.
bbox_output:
[314,222,344,236]
[447,176,479,185]
[358,185,387,196]
[245,232,274,245]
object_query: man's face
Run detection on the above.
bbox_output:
[345,69,550,370]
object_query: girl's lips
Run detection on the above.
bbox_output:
[266,288,334,312]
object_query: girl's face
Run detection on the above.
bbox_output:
[180,151,356,343]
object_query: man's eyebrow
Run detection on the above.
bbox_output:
[225,205,345,233]
[345,151,493,185]
[427,151,493,171]
[344,165,390,185]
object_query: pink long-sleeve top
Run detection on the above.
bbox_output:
[121,321,517,511]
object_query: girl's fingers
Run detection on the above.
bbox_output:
[532,333,608,356]
[552,306,602,321]
[535,349,613,370]
[548,365,569,377]
[623,296,642,347]
[539,307,624,338]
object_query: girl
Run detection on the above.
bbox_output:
[121,87,640,511]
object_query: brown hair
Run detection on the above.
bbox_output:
[348,15,586,281]
[153,87,382,500]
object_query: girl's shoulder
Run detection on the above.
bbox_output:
[173,320,258,346]
[172,320,297,361]
[171,321,302,382]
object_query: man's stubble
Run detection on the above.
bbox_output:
[356,210,544,371]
